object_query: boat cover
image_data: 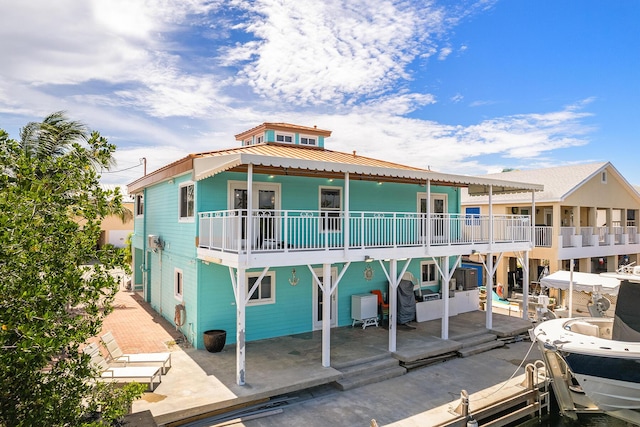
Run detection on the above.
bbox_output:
[539,271,620,295]
[612,281,640,342]
[397,279,416,324]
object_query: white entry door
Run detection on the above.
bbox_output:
[418,193,448,243]
[312,267,337,330]
[229,181,280,249]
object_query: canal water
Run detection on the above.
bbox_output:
[528,414,633,426]
[516,409,635,426]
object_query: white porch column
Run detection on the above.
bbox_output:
[522,251,530,320]
[441,256,450,339]
[388,259,398,351]
[344,172,350,254]
[426,179,431,251]
[486,253,494,329]
[488,185,493,250]
[322,263,332,367]
[235,267,246,385]
[569,259,575,316]
[246,164,253,256]
[531,191,536,246]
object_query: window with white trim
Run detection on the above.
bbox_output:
[420,261,438,287]
[300,135,317,146]
[135,194,144,216]
[256,135,264,144]
[179,182,195,221]
[275,132,293,143]
[320,187,341,231]
[174,268,184,300]
[247,271,275,305]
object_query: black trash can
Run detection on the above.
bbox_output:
[203,330,226,353]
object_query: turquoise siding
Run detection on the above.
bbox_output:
[143,174,199,346]
[195,258,457,346]
[133,169,465,349]
[198,173,461,214]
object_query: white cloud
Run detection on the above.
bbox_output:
[451,93,464,103]
[0,0,599,188]
[223,0,447,105]
[438,46,453,60]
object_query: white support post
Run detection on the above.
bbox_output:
[569,259,574,317]
[441,256,450,339]
[522,251,530,320]
[488,184,493,250]
[344,172,350,254]
[235,268,246,385]
[486,254,493,329]
[246,164,253,256]
[322,263,332,367]
[388,259,398,351]
[426,179,431,251]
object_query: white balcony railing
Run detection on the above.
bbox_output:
[534,226,553,247]
[533,225,640,249]
[198,210,532,254]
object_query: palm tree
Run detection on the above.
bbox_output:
[18,111,116,169]
[17,111,129,218]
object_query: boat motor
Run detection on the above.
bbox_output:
[587,293,611,317]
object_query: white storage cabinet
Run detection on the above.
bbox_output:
[351,293,379,329]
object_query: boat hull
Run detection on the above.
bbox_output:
[572,372,640,411]
[534,317,640,411]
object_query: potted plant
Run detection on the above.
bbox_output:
[203,329,226,352]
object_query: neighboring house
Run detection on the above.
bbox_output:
[462,162,640,308]
[127,123,541,385]
[98,185,134,249]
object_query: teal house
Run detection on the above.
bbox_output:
[127,123,542,385]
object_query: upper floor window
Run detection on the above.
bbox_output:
[179,182,195,221]
[256,135,264,144]
[135,194,144,216]
[320,187,341,231]
[275,132,293,143]
[601,171,607,184]
[300,135,317,146]
[247,271,275,305]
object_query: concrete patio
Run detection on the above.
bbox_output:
[98,291,534,425]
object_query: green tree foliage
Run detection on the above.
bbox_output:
[0,112,142,426]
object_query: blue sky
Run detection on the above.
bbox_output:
[0,0,638,187]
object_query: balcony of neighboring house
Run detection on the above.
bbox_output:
[197,209,533,268]
[533,222,640,260]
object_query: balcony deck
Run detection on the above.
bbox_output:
[198,210,533,267]
[533,225,640,260]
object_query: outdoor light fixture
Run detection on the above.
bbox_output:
[471,250,478,255]
[364,255,373,262]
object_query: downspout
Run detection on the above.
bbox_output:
[142,187,150,302]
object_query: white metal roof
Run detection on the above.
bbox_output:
[192,144,543,195]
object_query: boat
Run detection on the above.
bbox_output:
[532,278,640,413]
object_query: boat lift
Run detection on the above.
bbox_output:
[536,338,640,425]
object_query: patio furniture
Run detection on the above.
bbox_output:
[371,289,389,325]
[83,342,162,391]
[100,331,172,373]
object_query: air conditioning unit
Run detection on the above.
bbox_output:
[148,235,164,250]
